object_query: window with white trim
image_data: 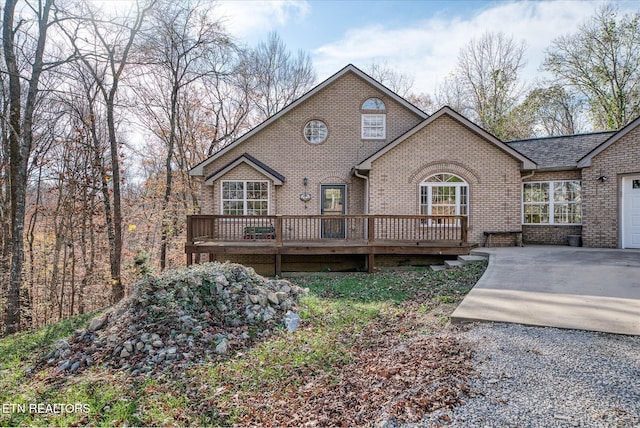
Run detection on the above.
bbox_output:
[303,120,327,144]
[221,180,269,215]
[361,98,386,139]
[420,173,469,217]
[523,180,581,225]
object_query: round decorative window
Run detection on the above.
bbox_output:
[303,120,328,144]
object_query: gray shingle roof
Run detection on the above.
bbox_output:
[506,131,616,169]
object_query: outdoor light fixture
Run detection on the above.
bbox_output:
[597,175,608,182]
[299,177,311,207]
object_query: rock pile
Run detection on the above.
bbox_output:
[42,262,306,376]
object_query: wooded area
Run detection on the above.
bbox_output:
[1,0,638,335]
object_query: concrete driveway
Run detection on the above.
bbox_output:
[451,246,640,336]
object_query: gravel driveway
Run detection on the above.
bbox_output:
[422,323,640,427]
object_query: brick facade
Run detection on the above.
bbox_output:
[368,114,523,245]
[191,65,640,253]
[199,71,424,217]
[581,126,640,248]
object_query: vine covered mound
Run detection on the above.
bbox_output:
[41,262,307,376]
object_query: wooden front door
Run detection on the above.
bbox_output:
[321,185,346,239]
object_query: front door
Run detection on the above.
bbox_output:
[321,185,346,239]
[622,175,640,249]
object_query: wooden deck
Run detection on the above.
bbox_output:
[186,214,472,275]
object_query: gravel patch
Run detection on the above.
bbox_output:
[422,323,640,427]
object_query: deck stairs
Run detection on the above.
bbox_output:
[431,252,488,271]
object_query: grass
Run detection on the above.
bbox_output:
[0,262,486,427]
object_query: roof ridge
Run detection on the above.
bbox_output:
[506,130,617,144]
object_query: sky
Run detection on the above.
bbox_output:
[214,0,640,96]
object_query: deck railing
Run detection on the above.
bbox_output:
[187,214,468,245]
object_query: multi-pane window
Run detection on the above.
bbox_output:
[523,180,581,225]
[303,120,328,143]
[362,114,386,139]
[221,181,269,215]
[420,173,469,217]
[361,98,386,139]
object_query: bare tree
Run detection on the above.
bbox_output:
[543,4,640,130]
[364,60,415,97]
[438,32,528,140]
[2,0,56,335]
[134,0,231,270]
[364,60,435,113]
[244,31,316,120]
[520,85,585,137]
[60,0,155,304]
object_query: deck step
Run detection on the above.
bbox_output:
[458,255,488,264]
[430,265,447,272]
[444,260,464,269]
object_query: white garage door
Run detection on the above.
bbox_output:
[622,175,640,249]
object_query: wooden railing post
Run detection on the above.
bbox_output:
[187,215,194,244]
[461,216,468,244]
[275,215,283,245]
[367,216,375,243]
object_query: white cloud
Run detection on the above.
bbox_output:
[312,1,636,96]
[215,0,310,43]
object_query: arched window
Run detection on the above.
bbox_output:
[361,98,386,139]
[420,173,468,216]
[362,98,385,110]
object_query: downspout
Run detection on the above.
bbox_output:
[353,169,369,214]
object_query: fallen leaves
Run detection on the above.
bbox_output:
[211,303,474,427]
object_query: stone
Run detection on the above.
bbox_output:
[215,339,229,355]
[43,262,305,377]
[280,284,291,293]
[54,340,70,350]
[284,311,301,332]
[88,316,106,332]
[56,360,71,373]
[267,292,279,305]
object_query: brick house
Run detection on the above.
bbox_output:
[187,64,640,274]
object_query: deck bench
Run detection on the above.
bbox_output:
[244,226,276,240]
[483,230,523,247]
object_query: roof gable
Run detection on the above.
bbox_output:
[577,115,640,167]
[204,153,285,185]
[190,64,429,177]
[356,106,536,171]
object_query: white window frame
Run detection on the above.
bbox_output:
[303,120,328,144]
[522,180,581,225]
[221,180,270,216]
[419,174,469,226]
[361,114,386,139]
